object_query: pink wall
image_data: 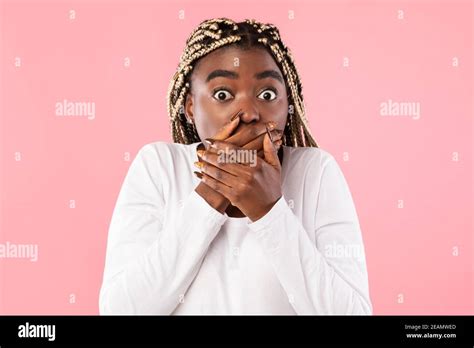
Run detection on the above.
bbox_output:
[0,0,472,314]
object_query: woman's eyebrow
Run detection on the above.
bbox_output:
[254,70,284,84]
[206,69,238,82]
[205,69,284,85]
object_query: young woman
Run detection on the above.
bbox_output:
[99,18,373,315]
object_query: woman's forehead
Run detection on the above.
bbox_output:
[193,46,281,77]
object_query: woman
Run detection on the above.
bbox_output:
[99,18,373,315]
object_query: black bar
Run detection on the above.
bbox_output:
[0,315,472,346]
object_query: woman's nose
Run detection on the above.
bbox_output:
[238,103,260,123]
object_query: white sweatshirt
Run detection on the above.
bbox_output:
[99,141,373,315]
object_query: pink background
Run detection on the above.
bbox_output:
[0,0,472,314]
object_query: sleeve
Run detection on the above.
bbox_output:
[247,156,373,315]
[99,144,227,315]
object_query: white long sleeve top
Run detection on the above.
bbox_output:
[99,141,373,315]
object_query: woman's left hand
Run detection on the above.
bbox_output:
[196,132,282,222]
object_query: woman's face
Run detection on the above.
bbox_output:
[185,46,289,142]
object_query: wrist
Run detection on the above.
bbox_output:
[248,195,282,222]
[195,182,230,214]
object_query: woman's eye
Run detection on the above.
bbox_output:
[213,89,233,101]
[257,89,277,101]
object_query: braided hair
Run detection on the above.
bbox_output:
[167,18,318,148]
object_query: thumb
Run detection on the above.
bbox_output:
[263,132,280,169]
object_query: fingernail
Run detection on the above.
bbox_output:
[204,138,215,145]
[194,171,203,179]
[196,149,205,158]
[194,161,204,169]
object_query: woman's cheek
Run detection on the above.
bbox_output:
[193,100,223,138]
[268,99,288,128]
[195,117,221,140]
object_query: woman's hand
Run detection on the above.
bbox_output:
[196,132,282,221]
[194,116,241,214]
[223,121,283,157]
[194,116,283,215]
[203,119,283,157]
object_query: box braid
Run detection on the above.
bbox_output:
[167,18,318,148]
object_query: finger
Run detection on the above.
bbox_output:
[200,171,233,199]
[211,114,241,142]
[274,139,283,150]
[198,159,243,188]
[207,140,260,168]
[207,139,259,164]
[207,139,240,152]
[198,149,250,176]
[225,121,276,147]
[263,132,280,168]
[257,137,282,158]
[242,129,282,152]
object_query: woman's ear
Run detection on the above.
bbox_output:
[184,93,195,124]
